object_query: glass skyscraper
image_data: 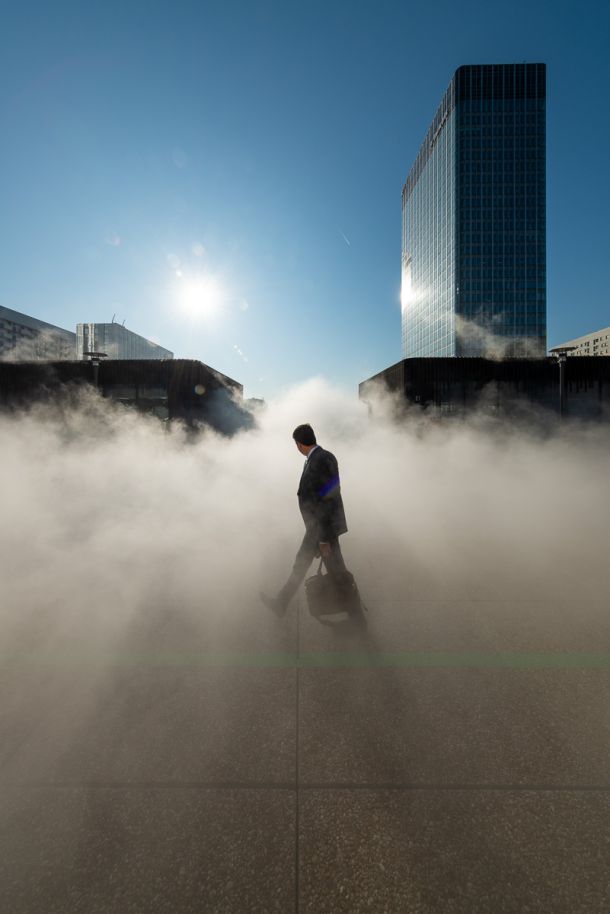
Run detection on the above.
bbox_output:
[402,64,546,358]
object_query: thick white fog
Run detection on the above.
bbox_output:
[1,380,609,658]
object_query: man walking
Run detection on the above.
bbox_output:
[261,424,356,617]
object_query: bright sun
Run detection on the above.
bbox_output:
[178,275,224,319]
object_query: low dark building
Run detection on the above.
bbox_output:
[359,357,610,420]
[0,358,253,435]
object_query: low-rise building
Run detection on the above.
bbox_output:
[550,326,610,358]
[0,359,252,435]
[360,357,610,420]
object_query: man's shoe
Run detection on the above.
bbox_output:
[260,592,287,618]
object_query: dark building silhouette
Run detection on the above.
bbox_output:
[0,359,253,435]
[360,357,610,420]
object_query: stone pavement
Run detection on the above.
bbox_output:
[0,584,609,912]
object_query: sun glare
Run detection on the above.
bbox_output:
[178,275,224,319]
[400,264,413,311]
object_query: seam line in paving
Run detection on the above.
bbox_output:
[0,781,298,789]
[295,596,301,914]
[4,651,610,669]
[2,781,609,791]
[296,783,610,791]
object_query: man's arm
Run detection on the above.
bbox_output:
[313,451,341,545]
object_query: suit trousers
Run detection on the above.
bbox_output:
[277,527,353,609]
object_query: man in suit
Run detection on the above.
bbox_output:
[261,423,355,617]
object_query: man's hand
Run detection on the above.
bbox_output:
[319,542,331,558]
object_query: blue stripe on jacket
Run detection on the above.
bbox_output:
[318,475,340,498]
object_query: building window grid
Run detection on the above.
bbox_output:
[404,65,546,358]
[403,108,456,357]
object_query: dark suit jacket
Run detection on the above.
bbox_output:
[297,446,348,541]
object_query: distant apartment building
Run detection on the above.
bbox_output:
[0,306,76,361]
[76,323,173,360]
[402,63,546,358]
[550,326,610,357]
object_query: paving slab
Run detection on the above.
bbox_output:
[2,596,297,662]
[0,787,295,914]
[118,597,298,656]
[297,594,610,655]
[0,667,296,784]
[345,547,577,604]
[1,592,608,912]
[299,788,610,914]
[298,668,610,785]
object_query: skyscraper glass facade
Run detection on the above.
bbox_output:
[402,64,546,358]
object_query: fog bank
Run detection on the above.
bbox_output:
[1,380,608,657]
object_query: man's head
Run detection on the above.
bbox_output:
[293,423,316,456]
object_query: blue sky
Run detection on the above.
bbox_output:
[1,0,609,398]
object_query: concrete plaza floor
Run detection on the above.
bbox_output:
[0,582,609,912]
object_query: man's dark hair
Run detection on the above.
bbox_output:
[293,424,316,446]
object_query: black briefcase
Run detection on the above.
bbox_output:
[305,561,363,618]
